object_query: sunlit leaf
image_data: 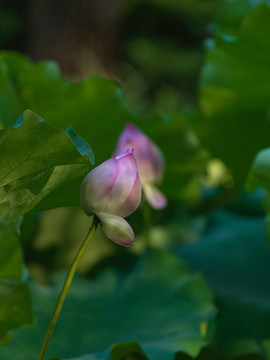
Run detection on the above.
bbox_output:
[0,110,94,220]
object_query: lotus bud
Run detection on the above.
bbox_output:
[80,149,141,247]
[115,123,167,210]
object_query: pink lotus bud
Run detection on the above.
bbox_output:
[80,149,141,247]
[115,123,167,210]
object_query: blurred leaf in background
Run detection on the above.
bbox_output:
[0,51,130,165]
[176,347,262,360]
[1,250,215,360]
[215,0,265,34]
[0,218,33,346]
[199,2,270,186]
[119,0,218,115]
[175,209,270,358]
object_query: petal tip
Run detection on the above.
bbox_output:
[144,184,167,210]
[125,122,137,131]
[115,148,134,160]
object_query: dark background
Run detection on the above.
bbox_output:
[0,0,218,114]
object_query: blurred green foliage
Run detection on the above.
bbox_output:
[176,209,270,358]
[199,2,270,185]
[216,0,265,33]
[0,218,33,345]
[120,0,218,114]
[0,0,270,360]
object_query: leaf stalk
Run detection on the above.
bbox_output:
[38,215,99,360]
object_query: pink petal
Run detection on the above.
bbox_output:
[118,173,141,218]
[115,123,141,155]
[80,157,118,216]
[115,148,134,160]
[143,183,167,210]
[96,212,135,247]
[98,150,140,215]
[115,122,165,185]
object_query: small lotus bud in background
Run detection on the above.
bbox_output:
[80,149,141,247]
[115,123,167,210]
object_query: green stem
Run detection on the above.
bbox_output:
[38,215,99,360]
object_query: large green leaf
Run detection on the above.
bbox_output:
[199,2,270,185]
[175,210,270,358]
[1,250,215,360]
[0,110,94,221]
[0,219,33,345]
